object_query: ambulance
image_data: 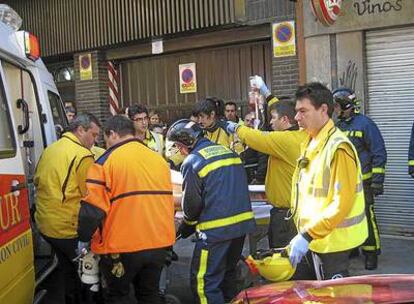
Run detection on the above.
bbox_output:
[0,5,67,303]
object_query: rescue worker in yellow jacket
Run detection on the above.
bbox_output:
[225,77,307,248]
[128,104,165,155]
[289,82,368,279]
[34,113,101,303]
[77,115,175,304]
[193,97,244,154]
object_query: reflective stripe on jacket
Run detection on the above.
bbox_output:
[144,129,165,155]
[293,121,368,254]
[336,113,386,184]
[34,132,94,238]
[181,138,256,243]
[84,138,175,254]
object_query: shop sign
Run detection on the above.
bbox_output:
[311,0,343,26]
[272,21,296,58]
[179,63,197,94]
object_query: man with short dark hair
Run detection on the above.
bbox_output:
[78,115,175,304]
[288,82,368,280]
[224,101,240,123]
[128,104,164,155]
[226,77,306,249]
[65,106,77,123]
[34,112,101,303]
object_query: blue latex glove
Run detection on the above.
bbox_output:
[250,75,271,98]
[289,234,310,268]
[77,241,90,255]
[225,121,238,134]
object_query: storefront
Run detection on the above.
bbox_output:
[8,0,298,123]
[304,0,414,236]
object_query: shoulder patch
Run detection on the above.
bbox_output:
[198,145,232,160]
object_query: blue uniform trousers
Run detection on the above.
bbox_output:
[361,182,381,255]
[190,236,245,304]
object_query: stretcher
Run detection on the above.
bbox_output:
[171,170,271,254]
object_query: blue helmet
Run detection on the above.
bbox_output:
[332,87,357,111]
[167,119,203,148]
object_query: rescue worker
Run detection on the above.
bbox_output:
[226,76,306,249]
[224,101,242,123]
[34,113,101,303]
[149,109,162,126]
[333,87,386,270]
[128,104,165,155]
[409,122,414,177]
[167,119,256,303]
[288,82,368,280]
[193,97,244,154]
[77,115,175,304]
[65,106,77,122]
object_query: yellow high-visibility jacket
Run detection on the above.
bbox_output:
[293,120,368,253]
[34,132,94,238]
[143,129,164,155]
[236,126,306,208]
[205,120,244,154]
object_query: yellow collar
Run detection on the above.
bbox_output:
[62,132,83,145]
[302,119,336,159]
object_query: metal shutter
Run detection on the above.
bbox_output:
[366,26,414,236]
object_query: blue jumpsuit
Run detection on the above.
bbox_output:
[336,113,387,256]
[181,138,256,303]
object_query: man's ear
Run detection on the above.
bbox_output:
[320,103,329,115]
[281,115,289,124]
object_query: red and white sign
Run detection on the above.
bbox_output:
[179,63,197,94]
[311,0,342,26]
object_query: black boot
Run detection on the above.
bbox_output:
[349,247,360,259]
[365,253,378,270]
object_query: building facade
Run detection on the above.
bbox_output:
[8,0,299,123]
[303,0,414,237]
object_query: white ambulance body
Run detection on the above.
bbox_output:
[0,5,67,303]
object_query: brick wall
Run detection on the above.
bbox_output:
[245,0,299,99]
[271,55,299,98]
[74,51,111,126]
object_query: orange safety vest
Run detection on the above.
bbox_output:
[84,138,175,254]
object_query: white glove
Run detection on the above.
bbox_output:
[79,252,100,285]
[289,234,310,268]
[250,75,271,97]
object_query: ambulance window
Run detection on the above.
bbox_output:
[0,83,15,158]
[47,91,67,137]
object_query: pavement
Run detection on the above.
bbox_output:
[40,232,414,304]
[167,234,414,304]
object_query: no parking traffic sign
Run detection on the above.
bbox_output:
[272,21,296,58]
[179,63,197,94]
